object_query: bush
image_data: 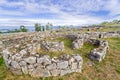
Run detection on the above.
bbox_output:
[20,25,28,32]
[35,23,42,31]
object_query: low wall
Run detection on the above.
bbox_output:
[2,49,83,77]
[89,39,109,62]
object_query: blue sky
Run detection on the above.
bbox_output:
[0,0,120,26]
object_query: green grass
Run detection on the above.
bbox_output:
[99,27,120,32]
[116,68,120,74]
[39,37,96,59]
[0,37,120,80]
[0,58,4,66]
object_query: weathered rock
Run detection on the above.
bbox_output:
[28,65,34,69]
[68,57,75,65]
[90,48,106,62]
[57,61,68,69]
[89,40,108,62]
[50,70,60,76]
[10,67,22,75]
[0,41,3,45]
[100,41,109,48]
[41,41,64,51]
[37,55,51,66]
[28,68,34,75]
[2,49,10,60]
[78,61,83,69]
[19,60,27,66]
[24,56,36,64]
[73,54,83,62]
[86,39,100,46]
[60,54,70,60]
[0,41,3,58]
[21,66,28,74]
[11,61,21,69]
[19,49,27,56]
[46,63,56,70]
[31,68,51,77]
[70,62,78,70]
[13,53,22,62]
[4,60,11,68]
[60,69,71,76]
[72,38,83,49]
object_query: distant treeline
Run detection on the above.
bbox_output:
[1,20,120,34]
[0,23,74,33]
[91,20,120,27]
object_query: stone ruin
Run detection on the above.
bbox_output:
[70,36,109,62]
[0,41,3,58]
[0,30,120,77]
[41,41,64,51]
[72,38,84,49]
[0,32,83,77]
[88,39,109,62]
[2,49,83,77]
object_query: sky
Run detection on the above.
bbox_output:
[0,0,120,26]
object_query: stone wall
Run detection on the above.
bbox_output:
[0,41,3,58]
[41,41,64,51]
[1,31,120,49]
[72,38,84,49]
[89,39,109,62]
[67,31,120,40]
[2,49,83,77]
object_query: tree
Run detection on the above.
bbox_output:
[46,23,53,31]
[42,26,45,31]
[34,23,42,31]
[20,25,28,32]
[112,20,120,24]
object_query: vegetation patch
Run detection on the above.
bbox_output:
[0,58,4,66]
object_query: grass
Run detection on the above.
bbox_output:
[98,27,120,32]
[116,68,120,74]
[100,23,120,27]
[38,37,96,59]
[0,58,4,66]
[0,36,120,80]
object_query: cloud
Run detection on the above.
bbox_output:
[0,0,120,26]
[0,17,103,26]
[104,0,120,16]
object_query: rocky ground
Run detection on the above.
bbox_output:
[0,27,120,80]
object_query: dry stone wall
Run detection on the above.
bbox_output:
[72,38,84,49]
[89,39,109,62]
[67,31,120,40]
[2,49,83,77]
[41,41,64,51]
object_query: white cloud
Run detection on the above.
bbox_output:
[0,9,25,16]
[0,17,103,26]
[0,0,24,7]
[104,0,120,16]
[0,0,120,26]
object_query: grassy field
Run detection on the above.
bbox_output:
[0,37,120,80]
[98,27,120,32]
